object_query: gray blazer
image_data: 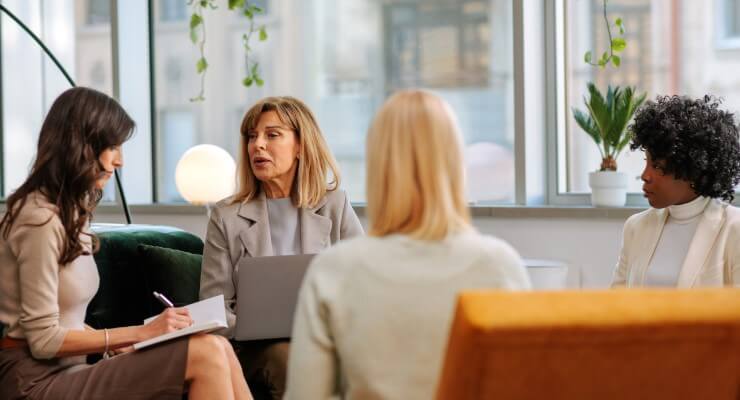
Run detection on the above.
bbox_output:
[199,189,364,336]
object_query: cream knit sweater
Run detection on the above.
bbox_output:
[285,231,531,400]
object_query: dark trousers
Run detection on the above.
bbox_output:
[232,339,290,400]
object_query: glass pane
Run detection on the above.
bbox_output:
[153,0,514,204]
[158,0,188,23]
[727,0,740,37]
[562,0,740,194]
[159,110,197,202]
[86,0,110,26]
[2,0,114,199]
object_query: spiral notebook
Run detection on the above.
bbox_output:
[133,294,227,350]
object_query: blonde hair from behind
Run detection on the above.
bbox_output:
[366,90,471,241]
[233,96,340,208]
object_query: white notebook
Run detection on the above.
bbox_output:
[133,294,227,350]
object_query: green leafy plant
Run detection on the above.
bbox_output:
[573,84,646,171]
[572,0,646,172]
[188,0,268,101]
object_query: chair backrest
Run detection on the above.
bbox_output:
[436,289,740,400]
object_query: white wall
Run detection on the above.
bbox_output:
[474,217,624,288]
[92,209,626,289]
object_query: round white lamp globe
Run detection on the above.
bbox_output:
[175,144,236,205]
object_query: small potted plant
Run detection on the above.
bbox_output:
[571,0,646,207]
[572,84,646,206]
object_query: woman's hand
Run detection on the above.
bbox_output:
[111,345,134,356]
[138,307,193,340]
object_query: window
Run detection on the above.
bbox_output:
[153,0,514,203]
[1,0,114,198]
[158,109,197,202]
[86,0,111,26]
[727,0,740,37]
[719,0,740,47]
[252,0,269,14]
[384,0,491,89]
[158,0,187,23]
[559,0,740,200]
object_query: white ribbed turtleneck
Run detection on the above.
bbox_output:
[645,196,710,286]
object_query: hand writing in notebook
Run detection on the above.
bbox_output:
[140,306,193,339]
[133,295,227,350]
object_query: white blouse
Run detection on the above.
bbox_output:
[266,197,301,256]
[645,196,710,286]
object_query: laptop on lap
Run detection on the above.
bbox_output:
[234,254,315,341]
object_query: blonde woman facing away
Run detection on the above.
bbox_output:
[284,90,532,400]
[199,96,363,399]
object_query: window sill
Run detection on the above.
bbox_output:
[85,203,646,220]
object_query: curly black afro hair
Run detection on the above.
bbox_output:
[630,95,740,201]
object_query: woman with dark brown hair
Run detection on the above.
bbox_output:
[0,87,252,400]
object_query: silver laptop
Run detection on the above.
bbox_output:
[234,254,315,341]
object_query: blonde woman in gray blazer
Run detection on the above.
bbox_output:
[199,96,363,399]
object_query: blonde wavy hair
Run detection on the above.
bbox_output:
[233,96,340,207]
[366,90,471,240]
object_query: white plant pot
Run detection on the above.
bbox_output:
[589,171,628,207]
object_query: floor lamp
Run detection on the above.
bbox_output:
[0,4,132,224]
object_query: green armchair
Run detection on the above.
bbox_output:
[86,224,204,330]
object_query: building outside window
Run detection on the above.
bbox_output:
[723,0,740,39]
[158,0,188,23]
[85,0,110,26]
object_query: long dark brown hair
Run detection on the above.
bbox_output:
[0,87,134,264]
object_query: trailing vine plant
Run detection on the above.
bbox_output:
[187,0,268,101]
[584,0,626,68]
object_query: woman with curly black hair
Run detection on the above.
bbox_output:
[612,95,740,287]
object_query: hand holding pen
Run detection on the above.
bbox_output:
[140,291,192,338]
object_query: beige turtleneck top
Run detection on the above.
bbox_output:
[0,192,99,366]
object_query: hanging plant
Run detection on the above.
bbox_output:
[187,0,269,101]
[583,0,626,69]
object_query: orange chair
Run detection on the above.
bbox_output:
[436,289,740,400]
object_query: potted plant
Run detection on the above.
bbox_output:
[572,84,646,207]
[571,0,646,207]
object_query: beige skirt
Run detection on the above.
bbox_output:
[0,337,188,400]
